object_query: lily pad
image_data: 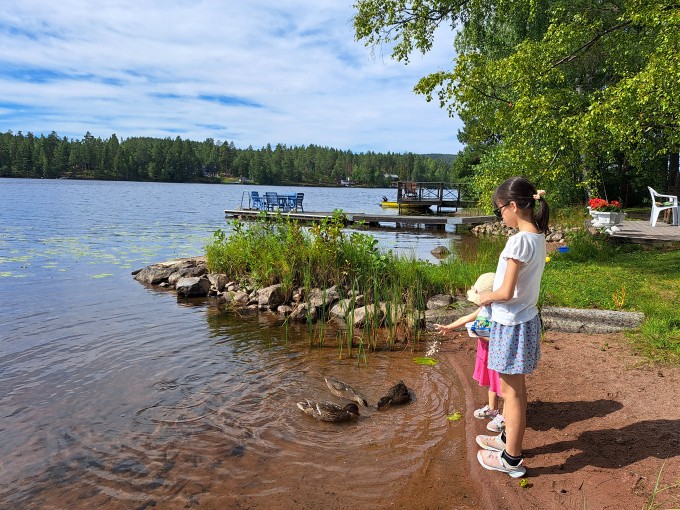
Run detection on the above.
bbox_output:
[447,411,463,421]
[413,357,439,366]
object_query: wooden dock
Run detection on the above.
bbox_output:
[609,219,680,243]
[223,209,495,228]
[394,181,474,213]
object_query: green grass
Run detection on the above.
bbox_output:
[542,230,680,363]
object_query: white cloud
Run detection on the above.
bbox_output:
[0,1,463,153]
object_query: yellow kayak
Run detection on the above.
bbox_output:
[380,201,430,210]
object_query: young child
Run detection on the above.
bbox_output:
[474,177,548,478]
[434,273,505,433]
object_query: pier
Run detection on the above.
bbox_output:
[223,209,495,229]
[394,181,474,213]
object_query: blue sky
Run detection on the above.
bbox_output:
[0,1,463,154]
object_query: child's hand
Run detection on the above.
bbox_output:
[433,323,453,336]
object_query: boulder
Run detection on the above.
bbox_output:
[258,284,285,310]
[352,304,385,328]
[176,276,211,298]
[307,287,340,310]
[277,305,294,317]
[289,302,317,322]
[430,245,450,258]
[233,290,249,304]
[133,265,176,285]
[541,307,644,333]
[427,294,453,310]
[208,273,228,292]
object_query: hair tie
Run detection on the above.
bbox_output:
[533,190,546,200]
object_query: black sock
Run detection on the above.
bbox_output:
[500,430,506,444]
[501,450,523,466]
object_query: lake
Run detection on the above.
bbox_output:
[0,178,479,509]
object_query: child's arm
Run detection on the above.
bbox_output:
[479,259,520,305]
[434,307,480,336]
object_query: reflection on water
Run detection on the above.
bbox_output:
[0,179,478,508]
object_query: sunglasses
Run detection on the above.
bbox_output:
[493,202,510,220]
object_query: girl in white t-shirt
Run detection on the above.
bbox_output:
[474,176,549,478]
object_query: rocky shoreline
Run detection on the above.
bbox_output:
[132,254,644,336]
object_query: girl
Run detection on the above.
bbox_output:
[475,177,548,478]
[434,273,505,433]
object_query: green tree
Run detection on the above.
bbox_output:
[354,0,680,206]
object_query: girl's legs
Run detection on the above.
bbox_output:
[488,389,498,411]
[499,373,526,457]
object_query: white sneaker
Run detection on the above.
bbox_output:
[473,404,499,420]
[487,413,505,432]
[477,449,526,478]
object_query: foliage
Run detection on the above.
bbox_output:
[588,198,622,212]
[353,0,680,209]
[0,130,456,187]
[207,211,680,360]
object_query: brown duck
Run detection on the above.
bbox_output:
[297,400,360,422]
[376,380,411,410]
[324,376,369,407]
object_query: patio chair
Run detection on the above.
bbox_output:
[250,191,263,210]
[294,192,304,212]
[264,192,279,211]
[648,186,678,226]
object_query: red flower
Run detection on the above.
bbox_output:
[588,198,622,212]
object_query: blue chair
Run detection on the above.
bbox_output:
[264,192,279,211]
[295,192,304,212]
[250,191,263,210]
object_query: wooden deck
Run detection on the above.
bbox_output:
[223,209,495,228]
[609,219,680,243]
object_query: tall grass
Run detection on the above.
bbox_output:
[205,211,680,361]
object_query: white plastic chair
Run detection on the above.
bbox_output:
[648,186,678,226]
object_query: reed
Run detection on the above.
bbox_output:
[205,210,680,360]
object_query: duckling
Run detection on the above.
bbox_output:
[296,400,360,422]
[324,376,369,407]
[376,380,411,410]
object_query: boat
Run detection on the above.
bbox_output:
[380,199,431,211]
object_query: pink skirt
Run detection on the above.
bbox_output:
[473,338,502,396]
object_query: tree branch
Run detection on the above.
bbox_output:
[550,20,632,69]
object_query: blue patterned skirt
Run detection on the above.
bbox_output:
[487,314,542,375]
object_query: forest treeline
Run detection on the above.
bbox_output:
[0,130,457,187]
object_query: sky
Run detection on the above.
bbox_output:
[0,1,464,154]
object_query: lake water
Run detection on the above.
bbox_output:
[0,179,478,509]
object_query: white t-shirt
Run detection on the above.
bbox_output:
[491,231,546,326]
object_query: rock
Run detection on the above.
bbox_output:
[307,287,340,310]
[352,304,385,328]
[133,265,176,285]
[541,307,644,333]
[430,245,450,258]
[378,302,405,325]
[277,305,294,316]
[176,276,211,298]
[208,273,228,292]
[258,284,285,310]
[290,302,317,322]
[330,298,354,319]
[427,294,453,310]
[233,290,249,304]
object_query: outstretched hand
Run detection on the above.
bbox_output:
[433,323,454,336]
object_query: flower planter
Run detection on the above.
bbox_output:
[590,211,625,228]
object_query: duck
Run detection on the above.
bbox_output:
[324,376,369,407]
[376,380,411,410]
[296,400,360,422]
